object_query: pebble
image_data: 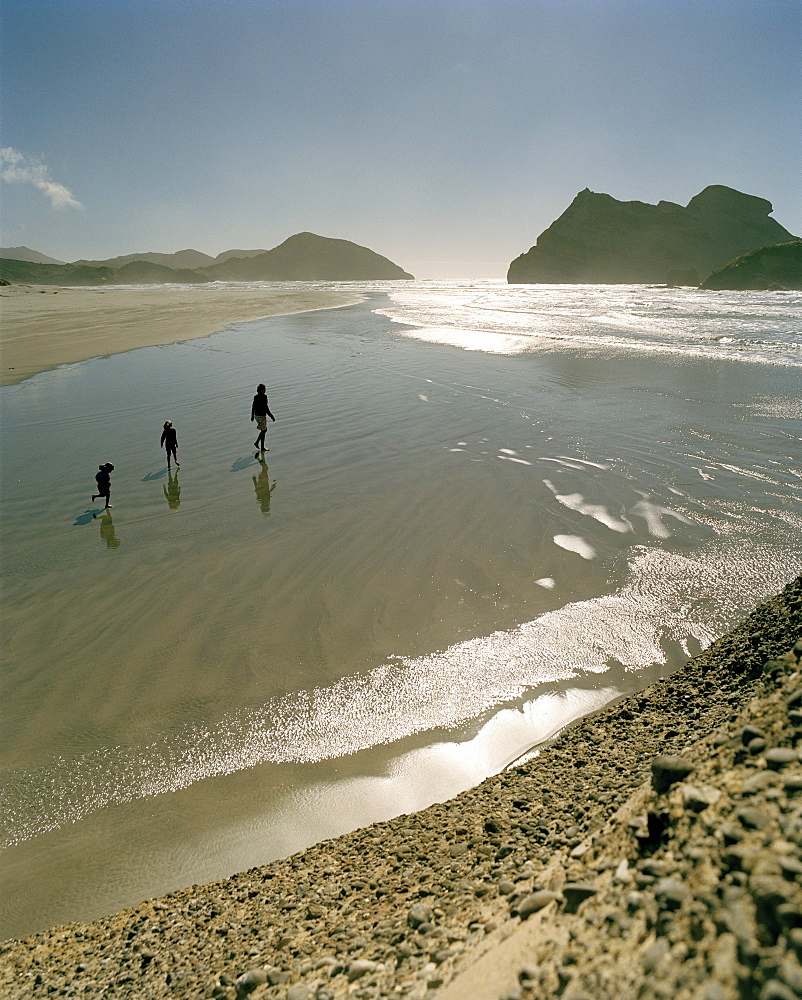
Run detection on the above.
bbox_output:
[235,969,268,996]
[654,878,688,910]
[767,749,799,770]
[651,755,695,794]
[286,987,311,1000]
[737,806,772,830]
[562,883,598,913]
[407,904,433,929]
[682,783,721,812]
[347,960,378,982]
[515,891,559,919]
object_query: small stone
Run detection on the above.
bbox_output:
[721,822,746,844]
[780,856,802,879]
[655,878,688,910]
[743,771,779,794]
[789,927,802,955]
[641,938,669,972]
[759,981,796,1000]
[778,904,802,928]
[286,987,311,1000]
[788,690,802,710]
[639,859,667,878]
[562,883,598,913]
[235,969,268,997]
[498,880,516,895]
[651,756,694,794]
[748,738,767,755]
[785,775,802,794]
[614,859,632,883]
[742,725,766,745]
[790,711,802,727]
[767,749,799,770]
[347,960,378,982]
[737,806,771,830]
[682,784,721,812]
[407,903,433,929]
[449,843,469,858]
[515,890,559,919]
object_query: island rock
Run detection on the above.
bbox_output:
[508,185,798,285]
[700,240,802,290]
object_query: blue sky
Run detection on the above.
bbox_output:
[2,0,800,278]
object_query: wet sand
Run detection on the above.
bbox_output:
[2,295,799,942]
[0,283,363,385]
[1,578,799,999]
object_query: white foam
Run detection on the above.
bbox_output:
[544,479,632,533]
[553,534,597,559]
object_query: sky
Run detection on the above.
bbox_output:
[1,0,800,279]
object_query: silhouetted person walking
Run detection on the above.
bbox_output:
[92,463,114,509]
[161,420,180,468]
[251,383,275,454]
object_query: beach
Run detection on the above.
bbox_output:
[1,280,800,975]
[1,578,800,999]
[0,283,363,385]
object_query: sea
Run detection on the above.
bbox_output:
[1,280,800,939]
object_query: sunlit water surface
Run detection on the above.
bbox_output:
[1,281,800,937]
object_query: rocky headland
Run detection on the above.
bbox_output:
[507,186,798,286]
[0,233,413,286]
[701,240,802,291]
[1,576,800,999]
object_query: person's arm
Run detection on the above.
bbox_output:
[250,398,255,421]
[266,401,276,421]
[160,430,166,446]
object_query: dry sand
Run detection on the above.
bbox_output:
[0,284,363,386]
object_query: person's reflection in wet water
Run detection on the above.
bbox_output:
[163,469,181,511]
[252,456,276,516]
[95,509,121,549]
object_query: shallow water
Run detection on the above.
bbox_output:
[1,282,800,937]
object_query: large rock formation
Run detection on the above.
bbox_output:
[204,232,414,281]
[508,185,798,285]
[700,240,802,291]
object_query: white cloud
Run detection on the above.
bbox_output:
[0,147,83,210]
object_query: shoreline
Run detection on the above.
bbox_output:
[2,576,799,997]
[0,283,364,386]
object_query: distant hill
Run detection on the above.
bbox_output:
[0,258,117,285]
[204,233,414,281]
[115,261,210,284]
[508,185,798,285]
[213,249,269,263]
[1,246,66,265]
[74,249,216,270]
[0,234,414,286]
[700,240,802,291]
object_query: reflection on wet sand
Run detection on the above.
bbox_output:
[95,510,121,549]
[163,469,181,511]
[252,457,276,516]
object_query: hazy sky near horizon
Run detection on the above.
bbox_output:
[2,0,800,279]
